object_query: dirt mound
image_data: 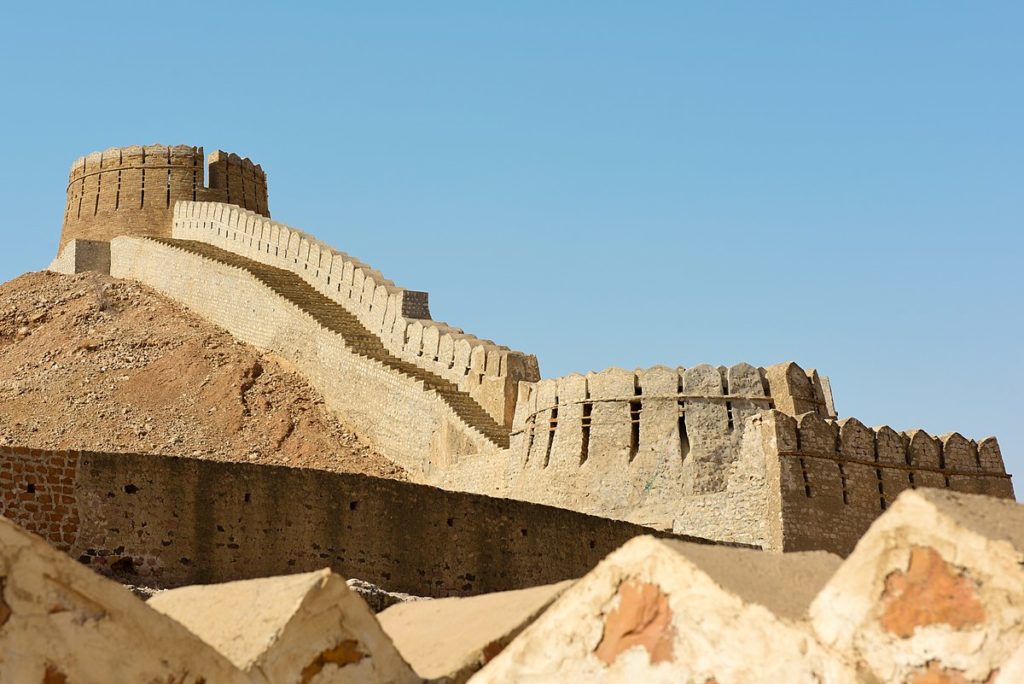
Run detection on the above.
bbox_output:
[0,271,406,479]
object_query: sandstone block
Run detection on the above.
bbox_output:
[810,488,1024,683]
[471,535,853,683]
[0,516,246,683]
[148,568,419,684]
[380,580,572,683]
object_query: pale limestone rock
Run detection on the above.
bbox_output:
[810,488,1024,683]
[471,536,853,683]
[149,568,419,684]
[0,517,247,684]
[380,580,572,683]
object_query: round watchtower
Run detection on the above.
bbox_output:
[59,145,269,250]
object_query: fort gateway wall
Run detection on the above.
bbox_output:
[172,200,539,428]
[0,445,694,597]
[109,236,497,476]
[60,146,269,250]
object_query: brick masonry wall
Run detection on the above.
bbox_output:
[109,235,496,476]
[762,410,1015,555]
[0,446,699,596]
[0,447,80,552]
[59,145,268,251]
[173,201,539,427]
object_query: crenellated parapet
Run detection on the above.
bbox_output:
[435,361,834,530]
[58,145,268,251]
[172,200,539,427]
[509,361,834,481]
[758,410,1014,554]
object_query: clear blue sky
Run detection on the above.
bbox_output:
[1,3,1021,483]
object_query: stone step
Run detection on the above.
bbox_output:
[149,237,510,448]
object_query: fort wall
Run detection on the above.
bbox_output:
[59,146,268,251]
[109,236,497,476]
[761,410,1015,555]
[47,239,111,275]
[172,200,539,427]
[438,362,834,531]
[0,445,699,597]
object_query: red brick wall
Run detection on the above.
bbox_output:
[0,447,80,551]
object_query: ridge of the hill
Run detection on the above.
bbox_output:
[0,270,406,479]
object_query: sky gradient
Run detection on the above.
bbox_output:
[1,2,1021,483]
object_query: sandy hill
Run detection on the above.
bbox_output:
[0,270,405,479]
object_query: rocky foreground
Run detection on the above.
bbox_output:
[0,271,405,479]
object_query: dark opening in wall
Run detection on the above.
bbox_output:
[837,463,848,504]
[800,458,812,497]
[525,415,536,463]
[726,401,734,431]
[876,469,887,510]
[544,398,558,468]
[581,400,593,465]
[123,484,138,494]
[628,379,641,462]
[677,407,690,463]
[25,483,35,494]
[140,148,146,209]
[677,376,690,461]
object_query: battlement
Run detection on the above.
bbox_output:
[173,200,539,427]
[509,361,833,475]
[59,145,268,251]
[759,410,1014,554]
[435,361,833,530]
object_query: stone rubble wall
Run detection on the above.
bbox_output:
[436,361,832,534]
[761,410,1015,554]
[0,446,80,552]
[59,145,268,250]
[109,235,495,474]
[173,200,539,427]
[0,445,700,597]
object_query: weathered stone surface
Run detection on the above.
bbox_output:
[48,239,111,275]
[148,568,418,684]
[346,578,430,613]
[810,489,1024,683]
[472,536,852,683]
[380,580,571,683]
[59,146,269,251]
[0,517,247,683]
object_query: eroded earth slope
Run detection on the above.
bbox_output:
[0,271,405,479]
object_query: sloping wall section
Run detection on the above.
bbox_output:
[172,200,539,428]
[109,235,500,475]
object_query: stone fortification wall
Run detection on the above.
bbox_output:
[172,200,539,427]
[438,361,833,530]
[109,235,497,476]
[59,145,268,250]
[760,410,1015,554]
[0,445,699,597]
[47,239,111,275]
